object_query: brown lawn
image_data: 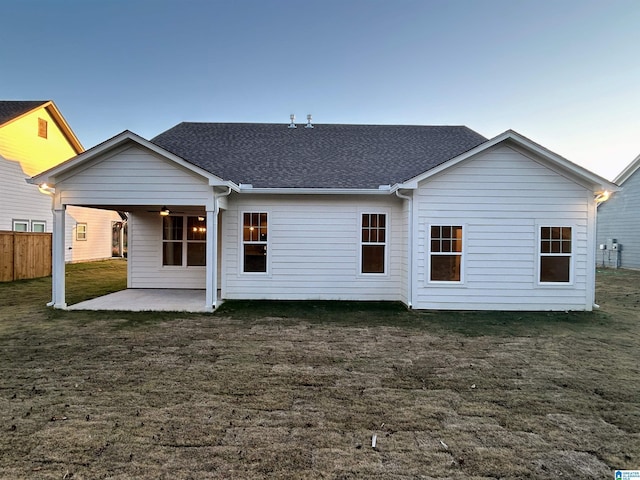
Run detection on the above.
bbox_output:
[0,261,638,479]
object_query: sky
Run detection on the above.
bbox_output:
[2,0,639,181]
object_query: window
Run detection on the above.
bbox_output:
[243,212,268,273]
[31,221,46,232]
[38,118,47,138]
[429,225,463,282]
[539,226,571,283]
[162,216,206,267]
[361,213,386,274]
[76,223,87,241]
[13,220,29,232]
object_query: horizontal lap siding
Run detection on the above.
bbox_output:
[596,168,640,269]
[129,212,205,289]
[57,146,212,206]
[415,145,592,311]
[222,195,405,301]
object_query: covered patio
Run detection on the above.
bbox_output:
[66,289,222,313]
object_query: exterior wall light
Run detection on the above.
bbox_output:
[595,191,610,203]
[160,206,170,216]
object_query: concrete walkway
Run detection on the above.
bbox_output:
[67,289,215,313]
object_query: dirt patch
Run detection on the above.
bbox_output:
[0,266,638,478]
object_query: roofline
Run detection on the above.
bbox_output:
[29,130,234,189]
[238,185,392,195]
[0,100,84,153]
[398,129,619,193]
[613,152,640,185]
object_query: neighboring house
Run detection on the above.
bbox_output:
[596,153,640,269]
[31,121,617,311]
[0,100,123,263]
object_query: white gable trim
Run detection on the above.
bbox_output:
[29,130,238,190]
[395,130,618,194]
[614,152,640,185]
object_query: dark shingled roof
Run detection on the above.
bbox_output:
[0,101,48,126]
[151,122,488,189]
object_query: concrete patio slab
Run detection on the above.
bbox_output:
[67,289,214,313]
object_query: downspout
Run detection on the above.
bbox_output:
[395,189,413,308]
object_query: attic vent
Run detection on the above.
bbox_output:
[288,114,296,129]
[306,114,314,129]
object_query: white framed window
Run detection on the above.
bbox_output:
[76,223,87,241]
[429,225,463,283]
[242,212,268,273]
[162,215,206,267]
[13,220,29,232]
[538,226,572,284]
[360,213,387,274]
[31,221,46,233]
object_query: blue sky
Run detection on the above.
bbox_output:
[3,0,639,180]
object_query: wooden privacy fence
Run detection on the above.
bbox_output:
[0,231,52,282]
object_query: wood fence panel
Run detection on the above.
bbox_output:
[0,231,52,282]
[0,232,14,282]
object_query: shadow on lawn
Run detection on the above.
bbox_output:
[215,299,609,337]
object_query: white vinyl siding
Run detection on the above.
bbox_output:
[413,145,594,311]
[222,195,405,301]
[129,211,206,289]
[55,145,213,207]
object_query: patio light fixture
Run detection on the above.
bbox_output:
[160,206,170,216]
[594,191,610,203]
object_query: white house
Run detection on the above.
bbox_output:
[0,100,124,263]
[30,120,617,311]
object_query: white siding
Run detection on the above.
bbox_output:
[0,155,53,231]
[221,195,406,301]
[56,145,213,207]
[413,145,594,311]
[65,206,122,263]
[129,212,206,289]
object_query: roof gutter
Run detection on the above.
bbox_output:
[238,185,394,195]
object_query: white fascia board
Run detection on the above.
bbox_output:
[29,130,228,188]
[614,152,640,186]
[403,129,619,193]
[238,186,392,195]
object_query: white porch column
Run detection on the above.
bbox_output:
[205,206,217,311]
[52,206,67,309]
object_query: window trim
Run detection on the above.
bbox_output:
[76,223,88,241]
[427,223,465,285]
[161,215,207,268]
[13,219,29,232]
[359,211,389,276]
[240,211,269,275]
[31,220,46,233]
[537,224,574,286]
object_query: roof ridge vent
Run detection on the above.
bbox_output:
[288,114,297,129]
[305,114,314,129]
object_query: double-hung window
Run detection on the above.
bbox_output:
[539,226,572,283]
[361,213,386,274]
[243,212,268,273]
[162,216,206,267]
[429,225,463,282]
[76,223,87,241]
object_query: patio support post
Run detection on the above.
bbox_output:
[52,205,67,309]
[205,207,216,311]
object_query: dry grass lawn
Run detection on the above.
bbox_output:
[0,260,638,479]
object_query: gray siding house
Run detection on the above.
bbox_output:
[596,153,640,269]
